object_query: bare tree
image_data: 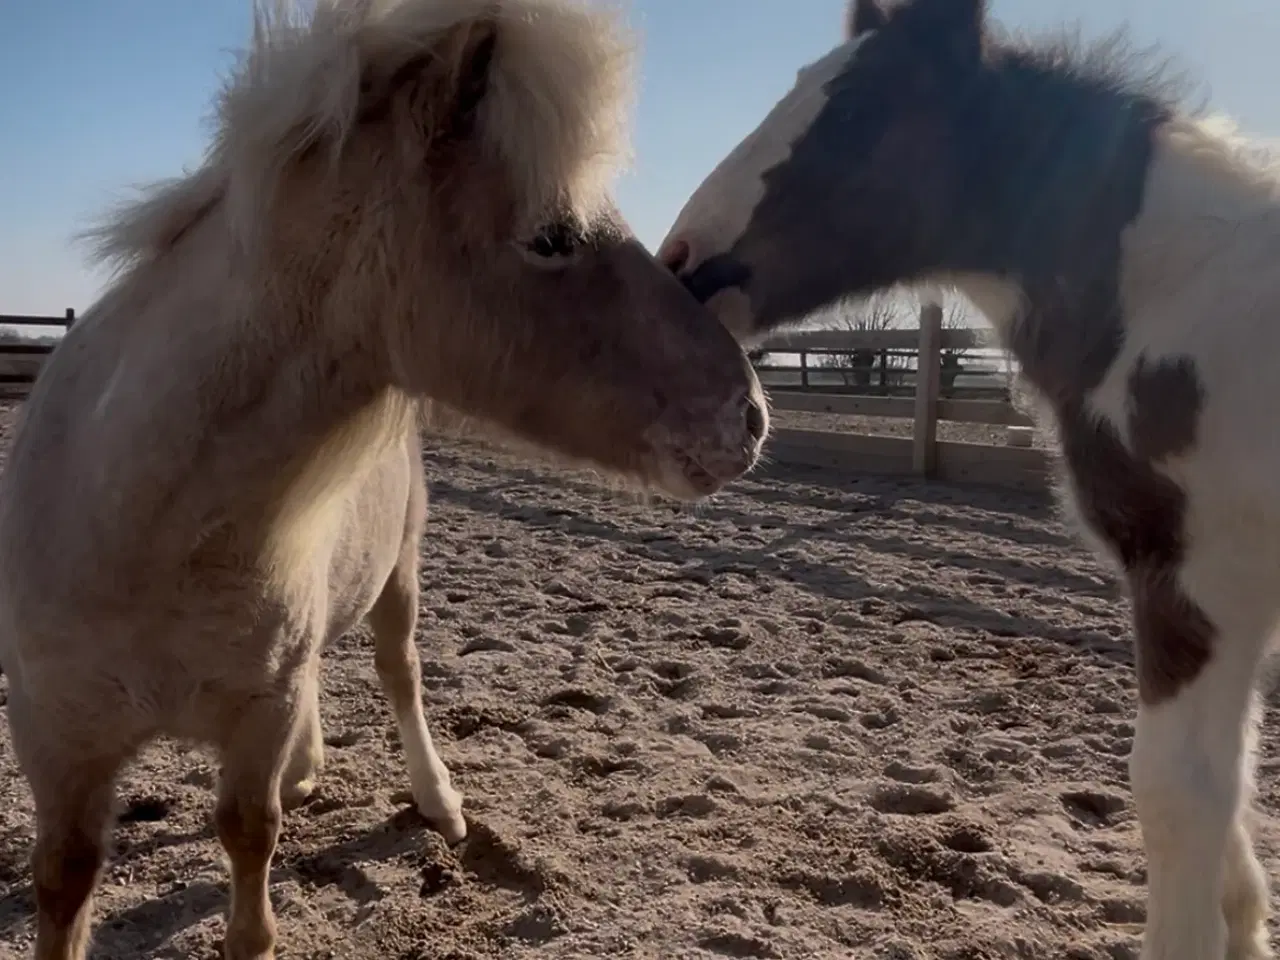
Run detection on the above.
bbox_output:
[747,288,990,396]
[817,290,911,389]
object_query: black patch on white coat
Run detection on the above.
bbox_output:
[1127,355,1203,462]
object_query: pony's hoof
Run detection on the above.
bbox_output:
[412,784,465,844]
[432,809,468,846]
[279,778,316,811]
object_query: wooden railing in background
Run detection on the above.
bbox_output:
[0,309,75,397]
[755,304,1053,492]
[752,324,1007,397]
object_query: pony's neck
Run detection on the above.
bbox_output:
[65,234,411,586]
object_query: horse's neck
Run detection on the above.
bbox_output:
[955,117,1280,336]
[18,262,408,591]
[1119,118,1280,313]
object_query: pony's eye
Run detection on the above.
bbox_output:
[525,222,582,259]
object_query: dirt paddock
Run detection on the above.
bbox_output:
[1,404,1278,959]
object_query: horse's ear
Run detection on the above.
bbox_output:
[846,0,889,39]
[898,0,987,64]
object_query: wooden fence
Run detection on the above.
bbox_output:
[0,309,75,397]
[753,324,1010,399]
[756,304,1053,492]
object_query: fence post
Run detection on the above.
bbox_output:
[912,300,943,476]
[64,308,75,330]
[799,350,809,390]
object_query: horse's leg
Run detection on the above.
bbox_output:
[280,671,323,811]
[367,536,465,844]
[1132,564,1273,960]
[214,666,312,960]
[1222,694,1272,960]
[8,677,134,960]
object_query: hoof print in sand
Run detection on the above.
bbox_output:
[697,623,753,650]
[443,703,531,739]
[541,687,613,715]
[656,793,718,819]
[1060,789,1127,827]
[697,929,781,959]
[777,867,888,909]
[876,831,1019,908]
[869,783,955,816]
[939,824,993,854]
[418,861,460,898]
[118,796,174,825]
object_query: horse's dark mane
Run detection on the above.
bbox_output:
[991,23,1208,120]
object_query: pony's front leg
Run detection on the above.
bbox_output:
[367,551,465,844]
[1131,572,1272,960]
[215,670,313,960]
[280,678,323,810]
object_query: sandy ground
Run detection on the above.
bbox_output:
[1,402,1277,960]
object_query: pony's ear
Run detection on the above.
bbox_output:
[897,0,987,64]
[438,17,499,136]
[356,17,498,135]
[846,0,889,39]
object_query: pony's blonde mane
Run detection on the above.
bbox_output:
[83,0,636,274]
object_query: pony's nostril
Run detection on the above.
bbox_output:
[745,396,766,443]
[659,237,691,275]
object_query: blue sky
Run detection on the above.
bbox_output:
[2,0,1278,318]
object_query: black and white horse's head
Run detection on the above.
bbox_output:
[660,0,1172,344]
[660,0,991,340]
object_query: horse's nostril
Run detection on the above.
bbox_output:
[745,396,766,442]
[659,237,691,275]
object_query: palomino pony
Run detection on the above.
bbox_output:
[660,0,1278,957]
[0,0,768,957]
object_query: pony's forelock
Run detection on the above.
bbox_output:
[82,0,637,273]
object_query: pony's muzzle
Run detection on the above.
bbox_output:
[698,389,769,481]
[647,385,769,498]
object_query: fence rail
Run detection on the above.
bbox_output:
[758,327,1000,352]
[754,323,1011,399]
[0,309,74,395]
[755,306,1052,492]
